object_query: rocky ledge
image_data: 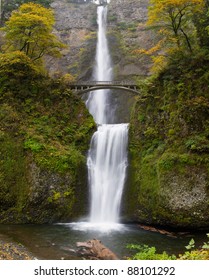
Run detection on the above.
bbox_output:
[0,235,36,260]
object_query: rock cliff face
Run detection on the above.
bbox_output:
[46,0,97,79]
[48,0,155,79]
[108,0,155,78]
[47,0,155,122]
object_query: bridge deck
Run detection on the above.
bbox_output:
[69,81,139,95]
[73,81,136,86]
[76,80,136,86]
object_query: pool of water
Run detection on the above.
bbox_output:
[0,223,207,260]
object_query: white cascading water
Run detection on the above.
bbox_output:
[86,5,129,228]
[88,124,129,224]
[86,5,112,124]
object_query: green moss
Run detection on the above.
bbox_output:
[128,55,209,228]
[137,158,159,209]
[117,22,138,32]
[24,138,44,153]
[185,135,209,152]
[0,133,29,215]
[47,192,61,203]
[0,52,95,223]
[35,145,85,174]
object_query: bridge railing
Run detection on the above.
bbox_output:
[68,81,140,94]
[74,81,136,86]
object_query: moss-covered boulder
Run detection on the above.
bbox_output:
[0,52,95,223]
[127,54,209,229]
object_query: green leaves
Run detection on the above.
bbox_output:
[202,243,209,249]
[179,235,209,259]
[127,244,176,260]
[144,0,205,72]
[185,239,195,250]
[0,51,43,97]
[185,235,209,251]
[202,234,209,249]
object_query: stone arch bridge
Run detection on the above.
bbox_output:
[69,81,140,95]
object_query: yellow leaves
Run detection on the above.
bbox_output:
[18,2,55,26]
[148,0,204,25]
[62,74,76,85]
[143,0,206,74]
[132,39,167,74]
[149,0,204,11]
[8,3,54,32]
[159,28,171,36]
[133,40,164,57]
[132,48,146,55]
[0,51,33,66]
[147,41,164,55]
[2,3,66,62]
[151,55,167,74]
[0,51,41,83]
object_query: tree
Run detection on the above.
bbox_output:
[2,2,66,62]
[193,0,209,48]
[0,51,42,96]
[148,0,204,53]
[0,0,3,23]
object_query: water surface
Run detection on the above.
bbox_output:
[0,223,206,260]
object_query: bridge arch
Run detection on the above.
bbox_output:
[69,81,140,96]
[76,85,140,95]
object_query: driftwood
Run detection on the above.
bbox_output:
[76,239,119,260]
[137,224,178,238]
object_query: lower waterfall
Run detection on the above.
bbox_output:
[88,123,129,224]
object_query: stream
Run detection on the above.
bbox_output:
[0,223,207,260]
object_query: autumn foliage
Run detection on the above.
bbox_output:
[2,2,66,62]
[134,0,208,73]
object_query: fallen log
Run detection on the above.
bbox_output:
[138,224,177,238]
[76,239,119,260]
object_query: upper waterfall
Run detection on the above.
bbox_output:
[86,6,113,124]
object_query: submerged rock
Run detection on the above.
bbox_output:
[0,234,36,260]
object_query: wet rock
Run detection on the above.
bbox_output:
[0,235,36,260]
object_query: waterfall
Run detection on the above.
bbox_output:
[86,5,112,124]
[85,5,129,227]
[88,124,129,223]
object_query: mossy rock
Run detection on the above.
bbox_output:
[127,55,209,229]
[0,52,95,223]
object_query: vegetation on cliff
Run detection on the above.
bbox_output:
[0,3,95,223]
[128,0,209,228]
[133,0,207,72]
[0,50,95,223]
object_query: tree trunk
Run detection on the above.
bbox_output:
[180,28,193,53]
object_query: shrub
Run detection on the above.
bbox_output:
[127,244,176,260]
